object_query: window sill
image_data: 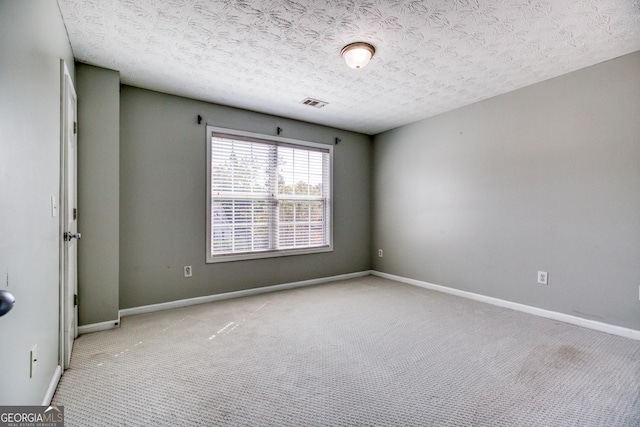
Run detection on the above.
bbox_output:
[206,245,333,263]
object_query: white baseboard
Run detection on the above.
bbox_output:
[372,271,640,341]
[78,317,121,335]
[42,365,62,406]
[120,270,372,318]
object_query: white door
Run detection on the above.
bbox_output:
[60,61,78,369]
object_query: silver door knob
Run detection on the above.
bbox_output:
[64,232,82,241]
[0,290,15,317]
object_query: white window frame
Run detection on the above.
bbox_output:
[206,126,333,263]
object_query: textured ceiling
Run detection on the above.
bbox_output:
[57,0,640,135]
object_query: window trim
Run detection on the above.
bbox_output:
[206,125,333,263]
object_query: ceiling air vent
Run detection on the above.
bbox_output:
[301,97,328,108]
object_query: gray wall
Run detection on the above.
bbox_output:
[75,64,120,326]
[373,51,640,330]
[0,0,75,404]
[120,86,371,309]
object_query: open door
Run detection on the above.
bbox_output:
[60,61,79,370]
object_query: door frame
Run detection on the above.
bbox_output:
[59,60,78,370]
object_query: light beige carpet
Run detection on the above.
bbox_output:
[53,276,640,426]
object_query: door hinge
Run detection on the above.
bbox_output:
[73,122,77,134]
[74,294,78,307]
[73,208,77,220]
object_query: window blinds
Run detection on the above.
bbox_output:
[209,133,330,258]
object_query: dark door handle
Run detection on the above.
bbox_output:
[64,232,82,241]
[0,290,15,317]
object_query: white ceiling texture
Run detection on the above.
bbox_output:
[57,0,640,135]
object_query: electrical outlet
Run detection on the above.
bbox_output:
[30,345,37,378]
[537,271,548,285]
[184,266,192,278]
[378,249,383,257]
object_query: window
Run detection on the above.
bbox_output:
[206,126,333,263]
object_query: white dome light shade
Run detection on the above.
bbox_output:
[341,42,375,69]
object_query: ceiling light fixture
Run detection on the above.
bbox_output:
[341,42,375,69]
